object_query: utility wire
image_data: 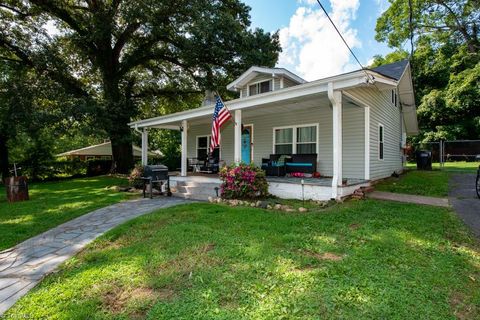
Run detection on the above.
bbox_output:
[314,0,374,83]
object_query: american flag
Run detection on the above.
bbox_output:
[210,94,232,153]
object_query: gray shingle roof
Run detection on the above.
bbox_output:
[370,60,409,80]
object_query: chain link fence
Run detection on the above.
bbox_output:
[407,140,480,168]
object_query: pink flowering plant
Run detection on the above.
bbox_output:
[219,163,268,199]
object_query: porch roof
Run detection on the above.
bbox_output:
[129,66,417,133]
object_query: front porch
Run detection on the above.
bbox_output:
[129,72,387,200]
[169,173,370,201]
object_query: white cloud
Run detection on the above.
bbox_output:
[278,0,361,81]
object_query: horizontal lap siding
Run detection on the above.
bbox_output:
[186,105,334,176]
[342,104,365,179]
[346,87,402,180]
[244,106,333,176]
[283,77,299,89]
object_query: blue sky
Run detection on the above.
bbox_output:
[243,0,392,80]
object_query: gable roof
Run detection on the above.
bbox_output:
[370,60,409,81]
[227,66,306,91]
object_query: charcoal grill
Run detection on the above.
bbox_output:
[142,165,172,198]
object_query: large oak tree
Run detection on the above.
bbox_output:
[0,0,281,173]
[374,0,479,141]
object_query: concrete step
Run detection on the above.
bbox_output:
[172,192,211,201]
[175,181,220,189]
[179,185,218,196]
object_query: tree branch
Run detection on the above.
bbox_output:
[112,22,141,62]
[133,87,202,99]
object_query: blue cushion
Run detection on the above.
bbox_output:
[286,162,313,167]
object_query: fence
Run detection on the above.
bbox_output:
[410,140,480,167]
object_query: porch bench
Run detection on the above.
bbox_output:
[261,154,291,177]
[285,154,317,174]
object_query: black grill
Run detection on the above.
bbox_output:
[142,165,171,198]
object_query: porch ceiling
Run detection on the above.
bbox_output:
[189,92,331,126]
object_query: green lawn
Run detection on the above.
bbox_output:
[7,201,480,319]
[406,161,479,172]
[374,169,449,197]
[0,176,132,251]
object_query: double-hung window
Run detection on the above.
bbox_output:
[274,124,317,154]
[296,126,317,154]
[249,80,271,96]
[274,128,293,154]
[379,124,384,160]
[197,136,210,160]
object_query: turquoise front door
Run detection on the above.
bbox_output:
[241,126,252,164]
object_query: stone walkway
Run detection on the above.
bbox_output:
[367,191,450,207]
[0,197,190,315]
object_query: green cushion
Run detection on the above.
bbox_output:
[277,155,289,166]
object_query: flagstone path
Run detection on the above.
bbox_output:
[0,197,191,315]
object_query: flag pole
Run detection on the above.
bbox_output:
[214,91,237,126]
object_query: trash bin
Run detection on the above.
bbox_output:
[416,150,432,170]
[5,176,29,203]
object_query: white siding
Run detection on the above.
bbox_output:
[342,103,365,179]
[283,77,299,89]
[346,86,403,180]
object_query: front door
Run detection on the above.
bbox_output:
[241,125,253,164]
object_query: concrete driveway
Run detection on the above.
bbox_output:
[449,173,480,238]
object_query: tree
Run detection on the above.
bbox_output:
[0,57,90,180]
[374,0,479,142]
[0,0,281,173]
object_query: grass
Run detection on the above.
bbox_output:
[374,169,450,197]
[376,161,480,197]
[7,201,480,319]
[406,161,480,173]
[0,176,133,251]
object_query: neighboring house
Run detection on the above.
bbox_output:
[129,61,418,200]
[57,141,159,161]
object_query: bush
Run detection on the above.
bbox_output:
[86,159,112,176]
[219,163,268,199]
[129,165,144,189]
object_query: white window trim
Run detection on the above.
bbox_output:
[242,124,254,163]
[272,123,319,155]
[248,79,273,97]
[378,124,384,161]
[196,135,210,159]
[196,135,222,159]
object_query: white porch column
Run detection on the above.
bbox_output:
[181,120,188,177]
[234,109,242,164]
[141,128,149,166]
[364,106,370,180]
[328,83,342,199]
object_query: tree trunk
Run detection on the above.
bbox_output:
[0,134,9,182]
[110,136,134,173]
[102,76,135,174]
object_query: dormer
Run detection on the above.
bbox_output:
[227,66,307,98]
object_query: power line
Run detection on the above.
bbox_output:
[314,0,374,83]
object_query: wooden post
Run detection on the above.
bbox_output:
[181,120,188,177]
[234,110,242,164]
[5,176,29,203]
[328,82,343,199]
[141,128,148,166]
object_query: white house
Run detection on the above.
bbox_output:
[129,60,418,200]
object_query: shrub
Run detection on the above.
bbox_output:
[129,165,144,188]
[219,163,268,199]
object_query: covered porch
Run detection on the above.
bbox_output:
[129,73,394,199]
[167,172,369,201]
